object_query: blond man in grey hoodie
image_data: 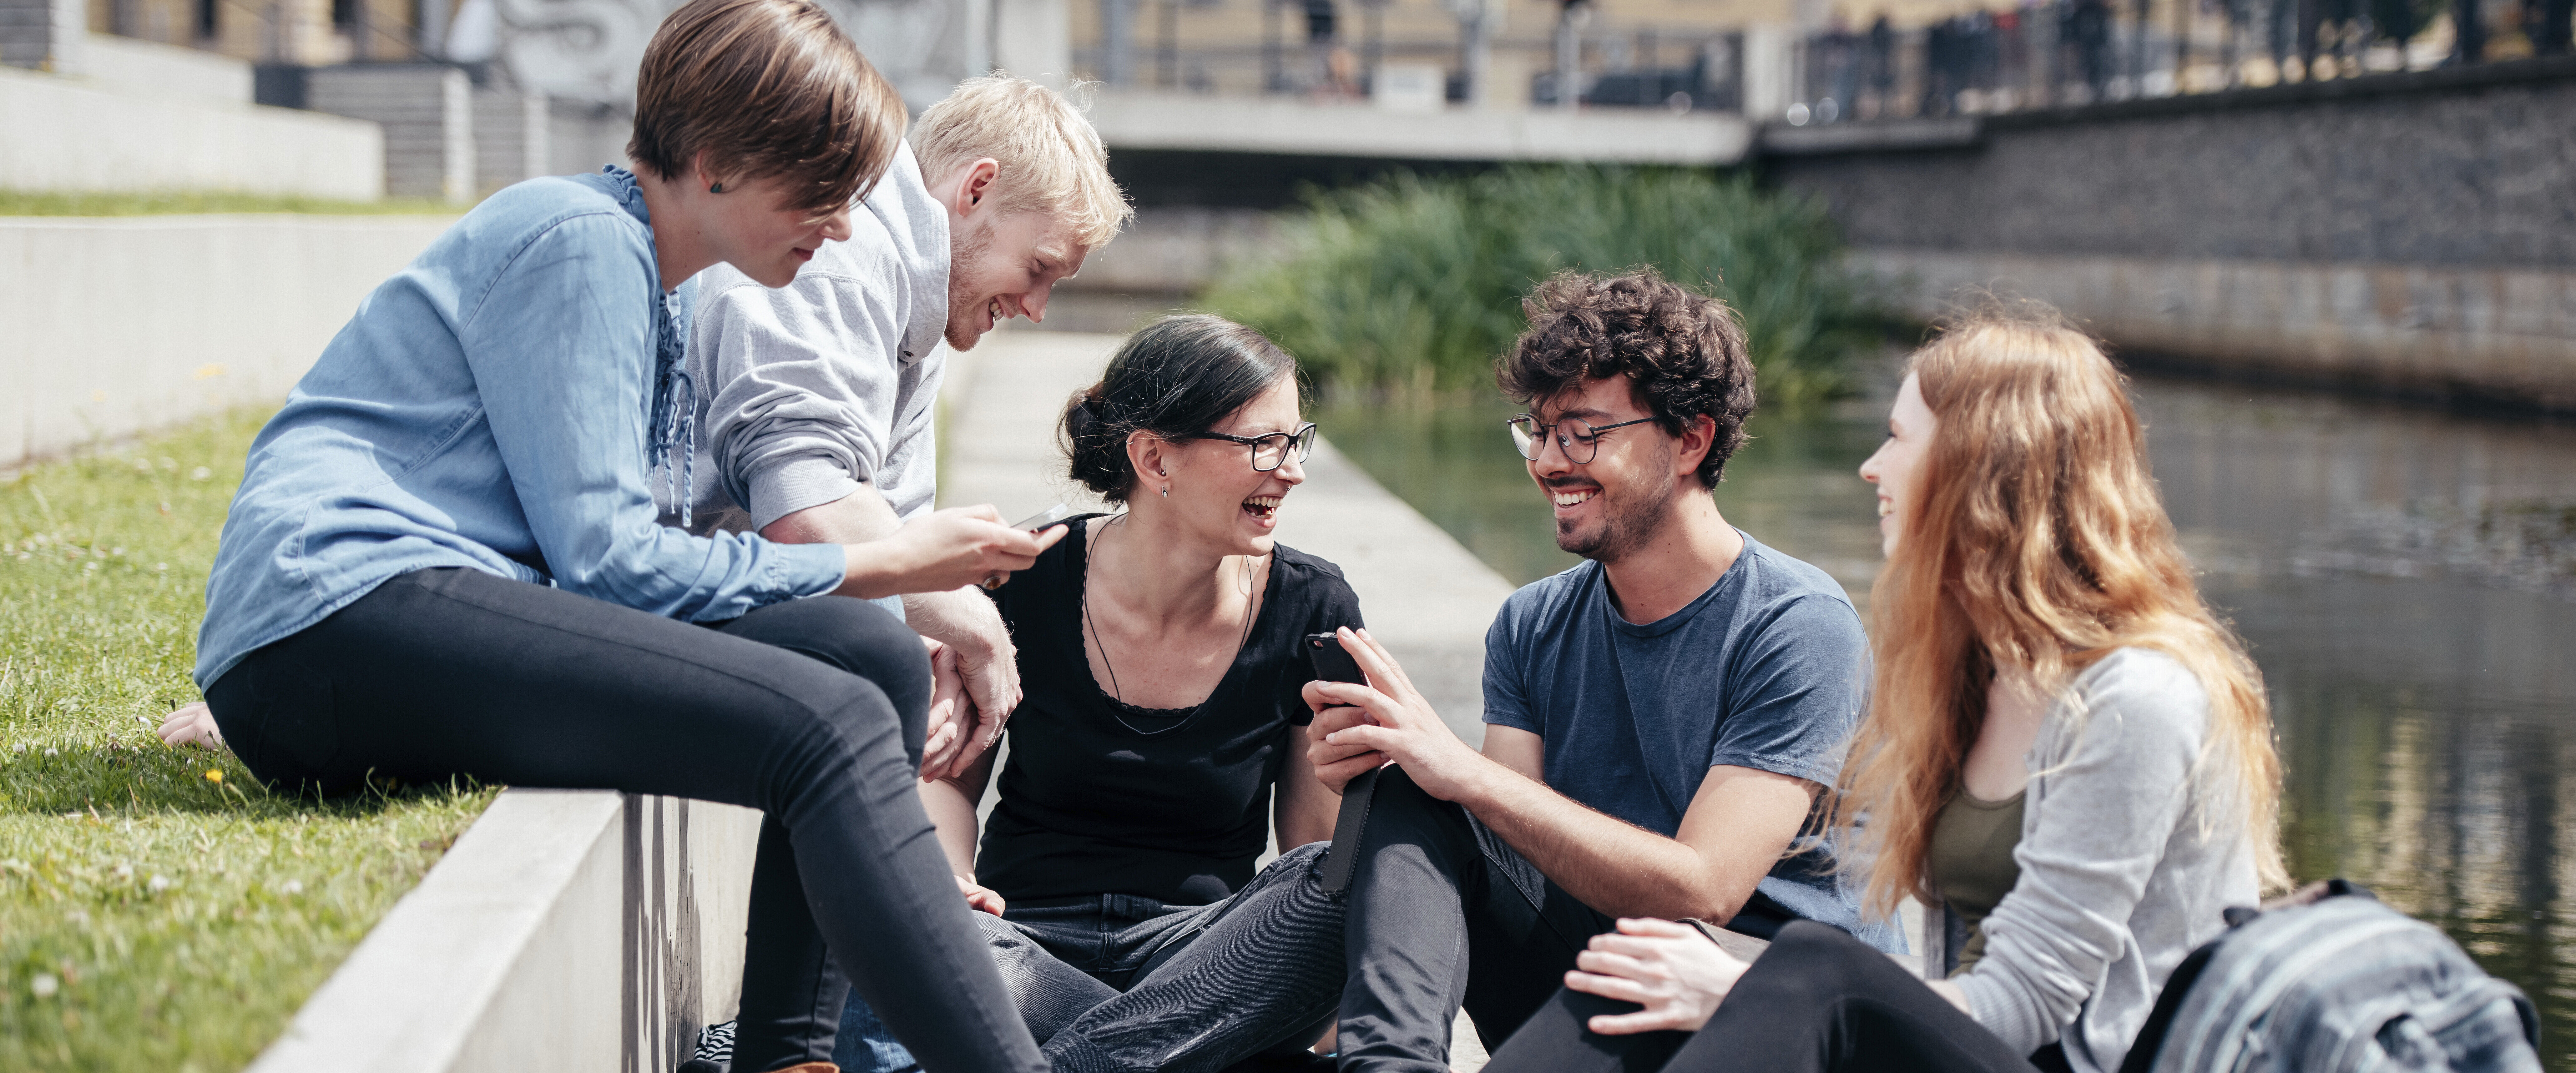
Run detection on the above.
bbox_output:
[674,75,1131,778]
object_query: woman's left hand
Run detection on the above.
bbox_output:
[1564,917,1751,1035]
[157,703,228,752]
[918,638,971,778]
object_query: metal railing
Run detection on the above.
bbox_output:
[1791,0,2572,122]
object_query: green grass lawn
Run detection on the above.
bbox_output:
[0,411,496,1072]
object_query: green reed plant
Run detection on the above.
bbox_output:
[1202,166,1883,407]
[1,411,494,1072]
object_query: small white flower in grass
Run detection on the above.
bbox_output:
[114,863,132,880]
[43,747,57,757]
[31,973,58,999]
[84,561,99,572]
[190,467,212,481]
[280,879,303,895]
[149,874,172,893]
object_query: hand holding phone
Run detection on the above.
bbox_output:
[981,504,1076,589]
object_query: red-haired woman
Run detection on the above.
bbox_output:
[1477,310,2284,1073]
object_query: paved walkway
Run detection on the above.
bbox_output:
[940,329,1513,1070]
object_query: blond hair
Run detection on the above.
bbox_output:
[1827,307,2288,920]
[911,75,1132,252]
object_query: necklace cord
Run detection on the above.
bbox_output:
[1082,512,1260,708]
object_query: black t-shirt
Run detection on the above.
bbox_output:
[975,517,1364,906]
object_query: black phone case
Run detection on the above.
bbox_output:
[1306,632,1381,894]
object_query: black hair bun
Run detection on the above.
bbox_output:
[1056,315,1297,505]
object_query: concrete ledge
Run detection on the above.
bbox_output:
[1088,91,1754,166]
[1758,117,1980,156]
[1860,248,2576,411]
[78,33,253,102]
[0,213,456,470]
[0,64,383,198]
[250,790,760,1072]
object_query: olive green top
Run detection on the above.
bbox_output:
[1929,788,2026,975]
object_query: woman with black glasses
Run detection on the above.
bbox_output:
[831,314,1361,1073]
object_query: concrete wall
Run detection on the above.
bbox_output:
[1858,250,2576,411]
[248,791,760,1073]
[307,63,474,202]
[1764,58,2576,268]
[0,0,82,71]
[0,214,456,470]
[1088,89,1755,165]
[1764,58,2576,410]
[78,32,252,100]
[472,86,549,195]
[0,63,383,197]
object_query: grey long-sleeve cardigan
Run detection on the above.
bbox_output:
[1912,647,2262,1073]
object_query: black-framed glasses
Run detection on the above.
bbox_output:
[1178,422,1319,472]
[1507,414,1658,464]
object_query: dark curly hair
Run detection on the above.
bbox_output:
[1062,315,1296,503]
[1496,269,1757,488]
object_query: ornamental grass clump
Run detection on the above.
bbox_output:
[1202,166,1883,406]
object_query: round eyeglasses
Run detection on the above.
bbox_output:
[1507,414,1658,464]
[1177,422,1319,472]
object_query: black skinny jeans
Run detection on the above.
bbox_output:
[1480,921,2051,1073]
[204,568,1045,1073]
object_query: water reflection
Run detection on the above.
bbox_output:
[1318,378,2576,1067]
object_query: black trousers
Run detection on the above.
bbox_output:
[1332,767,1804,1073]
[204,568,1045,1073]
[1480,921,2051,1073]
[1332,766,1619,1073]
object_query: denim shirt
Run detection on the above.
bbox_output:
[194,167,847,689]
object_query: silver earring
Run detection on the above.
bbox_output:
[1160,485,1169,497]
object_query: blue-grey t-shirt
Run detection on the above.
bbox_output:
[1482,531,1896,950]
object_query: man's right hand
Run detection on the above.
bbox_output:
[1302,690,1384,795]
[838,506,1066,598]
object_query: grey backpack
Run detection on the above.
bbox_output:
[2119,880,2541,1073]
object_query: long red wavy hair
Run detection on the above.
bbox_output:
[1828,311,2287,919]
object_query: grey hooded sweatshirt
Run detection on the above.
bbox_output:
[669,141,951,535]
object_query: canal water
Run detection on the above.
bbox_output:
[1317,372,2576,1065]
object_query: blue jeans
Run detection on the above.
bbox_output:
[836,841,1346,1073]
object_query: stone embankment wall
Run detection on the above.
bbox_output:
[0,214,456,470]
[1760,58,2576,411]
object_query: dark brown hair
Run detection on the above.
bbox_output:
[1496,269,1757,488]
[627,0,905,215]
[1062,315,1296,504]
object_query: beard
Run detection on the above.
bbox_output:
[1553,442,1683,564]
[942,219,998,350]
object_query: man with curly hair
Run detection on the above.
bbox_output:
[1300,269,1896,1072]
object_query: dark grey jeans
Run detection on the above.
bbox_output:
[839,840,1346,1073]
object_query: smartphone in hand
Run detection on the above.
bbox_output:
[1305,631,1366,686]
[1307,630,1381,894]
[1012,502,1074,535]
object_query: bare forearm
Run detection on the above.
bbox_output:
[917,777,983,877]
[905,586,998,648]
[1456,764,1744,921]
